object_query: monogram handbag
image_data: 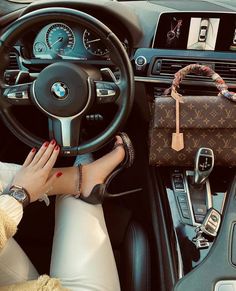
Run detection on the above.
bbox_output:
[149,64,236,166]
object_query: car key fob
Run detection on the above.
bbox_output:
[200,208,221,237]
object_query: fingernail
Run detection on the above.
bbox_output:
[44,141,49,147]
[50,139,56,145]
[56,172,63,177]
[31,148,36,153]
[55,145,60,151]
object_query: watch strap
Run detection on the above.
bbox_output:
[9,185,30,207]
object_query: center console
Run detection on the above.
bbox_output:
[158,151,231,276]
[132,10,236,291]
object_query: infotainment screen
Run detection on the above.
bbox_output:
[153,12,236,52]
[187,18,220,50]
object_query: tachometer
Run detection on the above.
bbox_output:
[46,23,75,55]
[83,29,109,56]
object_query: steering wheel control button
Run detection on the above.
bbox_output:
[86,114,103,121]
[4,84,30,104]
[4,70,19,85]
[51,82,69,100]
[96,81,119,103]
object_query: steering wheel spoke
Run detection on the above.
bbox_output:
[1,83,32,106]
[48,116,81,148]
[95,81,120,104]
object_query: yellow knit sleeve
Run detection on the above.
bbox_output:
[0,275,69,290]
[0,208,17,250]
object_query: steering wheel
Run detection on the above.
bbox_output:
[0,7,134,155]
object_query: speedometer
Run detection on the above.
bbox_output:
[83,29,109,56]
[46,23,75,55]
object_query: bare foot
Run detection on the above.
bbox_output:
[80,136,125,197]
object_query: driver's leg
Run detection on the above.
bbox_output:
[50,196,120,291]
[0,238,39,286]
[0,162,39,286]
[50,149,121,291]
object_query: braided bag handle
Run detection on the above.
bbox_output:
[164,63,236,102]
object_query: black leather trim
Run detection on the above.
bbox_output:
[121,221,151,291]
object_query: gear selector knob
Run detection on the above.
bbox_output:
[194,148,214,185]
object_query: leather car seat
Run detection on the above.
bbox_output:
[105,202,151,291]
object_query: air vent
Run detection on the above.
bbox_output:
[8,52,19,70]
[160,59,195,75]
[215,63,236,80]
[152,59,215,77]
[152,58,236,81]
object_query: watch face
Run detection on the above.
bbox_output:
[13,189,27,202]
[8,186,30,207]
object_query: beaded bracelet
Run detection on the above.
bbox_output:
[74,164,82,199]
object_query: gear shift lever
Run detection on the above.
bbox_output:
[194,148,214,185]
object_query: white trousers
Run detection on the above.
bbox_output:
[0,162,120,291]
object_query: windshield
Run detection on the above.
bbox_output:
[7,0,236,3]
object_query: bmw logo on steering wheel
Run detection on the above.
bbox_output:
[51,82,69,100]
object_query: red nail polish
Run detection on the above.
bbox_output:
[44,141,49,147]
[31,147,36,153]
[55,145,60,151]
[50,139,56,145]
[56,172,63,177]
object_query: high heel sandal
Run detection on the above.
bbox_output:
[78,132,142,204]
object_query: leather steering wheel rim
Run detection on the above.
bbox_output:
[0,7,134,155]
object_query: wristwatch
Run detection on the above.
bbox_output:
[3,185,30,208]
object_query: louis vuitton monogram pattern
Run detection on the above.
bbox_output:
[153,96,236,129]
[149,128,236,166]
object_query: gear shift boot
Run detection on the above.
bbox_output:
[188,177,209,223]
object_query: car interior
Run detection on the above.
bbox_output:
[0,0,236,291]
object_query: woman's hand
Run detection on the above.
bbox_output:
[11,140,62,203]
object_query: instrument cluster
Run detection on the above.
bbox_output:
[33,22,129,60]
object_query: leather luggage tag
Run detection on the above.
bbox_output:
[172,132,184,152]
[171,90,184,151]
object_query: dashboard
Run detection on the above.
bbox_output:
[32,21,129,60]
[2,0,236,86]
